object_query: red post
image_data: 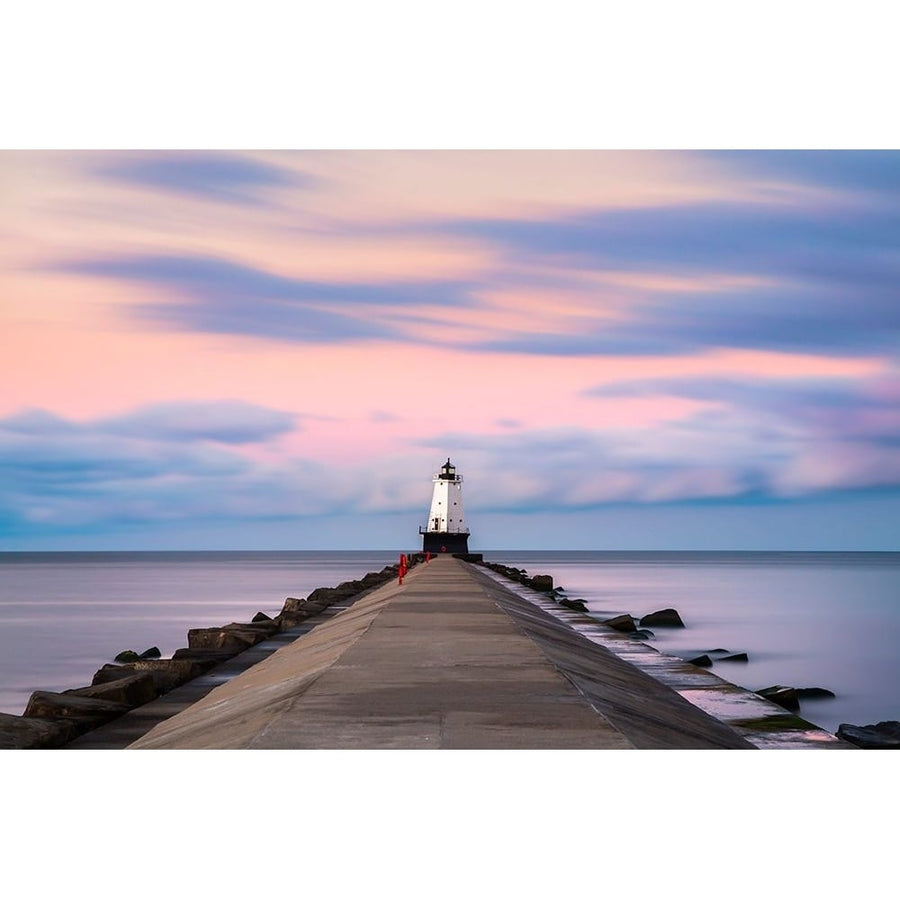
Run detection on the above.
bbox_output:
[398,553,408,584]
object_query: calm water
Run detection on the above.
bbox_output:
[1,550,898,735]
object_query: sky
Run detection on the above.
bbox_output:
[3,149,900,550]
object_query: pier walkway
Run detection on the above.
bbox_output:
[129,556,753,749]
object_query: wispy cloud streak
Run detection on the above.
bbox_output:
[53,254,475,343]
[91,152,312,206]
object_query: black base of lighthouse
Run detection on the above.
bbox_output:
[422,531,470,554]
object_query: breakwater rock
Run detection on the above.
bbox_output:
[754,684,836,713]
[836,720,900,749]
[677,648,750,666]
[113,647,161,663]
[639,608,685,628]
[603,614,638,633]
[0,558,418,750]
[559,598,588,612]
[95,657,209,692]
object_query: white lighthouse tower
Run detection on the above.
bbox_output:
[419,458,470,554]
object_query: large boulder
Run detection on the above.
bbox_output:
[91,664,132,685]
[252,611,273,623]
[187,626,260,653]
[528,574,554,592]
[278,611,312,630]
[66,671,158,707]
[336,579,365,595]
[281,597,307,614]
[92,658,208,693]
[23,691,130,733]
[603,614,637,633]
[756,685,800,711]
[114,649,141,663]
[559,598,588,612]
[307,585,358,605]
[223,620,279,639]
[139,646,161,659]
[489,564,527,583]
[0,713,78,749]
[796,687,835,699]
[131,658,207,677]
[639,608,685,628]
[720,652,749,662]
[836,721,900,749]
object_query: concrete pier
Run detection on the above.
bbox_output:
[129,556,759,749]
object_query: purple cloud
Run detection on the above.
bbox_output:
[91,152,313,206]
[53,253,474,344]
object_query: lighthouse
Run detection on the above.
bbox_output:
[419,458,470,554]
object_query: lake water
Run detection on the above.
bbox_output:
[1,550,898,735]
